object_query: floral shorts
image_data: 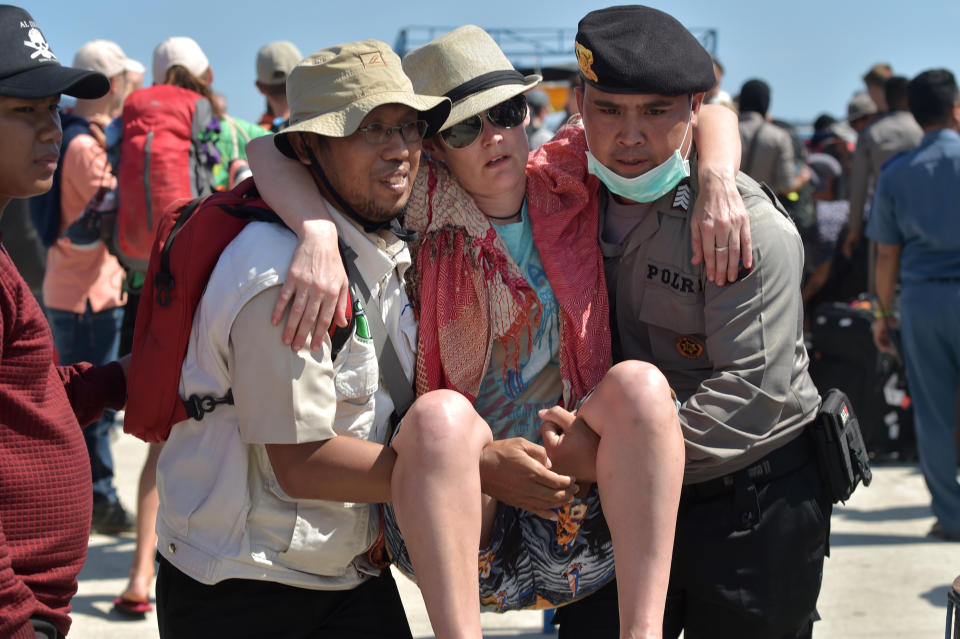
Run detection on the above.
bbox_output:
[382,484,615,613]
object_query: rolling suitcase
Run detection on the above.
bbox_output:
[808,300,916,459]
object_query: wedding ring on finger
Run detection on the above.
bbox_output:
[715,246,730,252]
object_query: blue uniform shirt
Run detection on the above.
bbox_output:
[866,128,960,283]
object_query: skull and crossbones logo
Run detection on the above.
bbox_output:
[24,28,55,60]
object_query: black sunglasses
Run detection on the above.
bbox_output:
[440,94,527,149]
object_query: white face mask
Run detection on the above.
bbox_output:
[586,102,693,203]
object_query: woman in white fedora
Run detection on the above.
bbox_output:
[248,25,746,638]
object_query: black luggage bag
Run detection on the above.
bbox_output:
[808,300,916,460]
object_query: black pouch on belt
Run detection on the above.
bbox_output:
[810,388,873,503]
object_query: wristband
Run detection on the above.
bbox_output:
[873,309,894,319]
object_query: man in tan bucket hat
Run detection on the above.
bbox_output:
[152,40,453,638]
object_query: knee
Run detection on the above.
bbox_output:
[592,360,679,432]
[396,389,489,458]
[604,360,673,407]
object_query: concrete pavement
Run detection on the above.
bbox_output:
[67,431,960,638]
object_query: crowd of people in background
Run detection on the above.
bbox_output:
[1,2,959,639]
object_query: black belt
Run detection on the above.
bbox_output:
[681,431,813,504]
[923,276,960,283]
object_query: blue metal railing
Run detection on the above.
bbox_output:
[394,25,717,76]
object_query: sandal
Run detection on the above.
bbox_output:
[112,597,154,618]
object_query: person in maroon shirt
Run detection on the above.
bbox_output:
[0,6,129,638]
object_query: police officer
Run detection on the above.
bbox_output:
[842,75,923,294]
[553,6,830,638]
[867,69,960,542]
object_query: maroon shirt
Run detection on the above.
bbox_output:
[0,245,125,637]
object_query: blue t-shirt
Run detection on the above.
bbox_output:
[866,128,960,283]
[473,200,562,442]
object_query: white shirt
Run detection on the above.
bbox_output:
[156,202,416,590]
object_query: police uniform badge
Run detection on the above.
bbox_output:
[675,336,703,359]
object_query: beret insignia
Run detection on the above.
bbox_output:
[575,42,598,83]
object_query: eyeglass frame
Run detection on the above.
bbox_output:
[355,119,429,145]
[439,93,528,150]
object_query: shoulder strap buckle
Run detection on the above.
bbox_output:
[183,389,235,421]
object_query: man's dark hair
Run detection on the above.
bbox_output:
[908,69,959,128]
[813,113,836,132]
[885,76,911,111]
[739,79,770,116]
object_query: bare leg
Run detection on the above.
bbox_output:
[390,390,494,639]
[577,361,685,639]
[118,442,163,605]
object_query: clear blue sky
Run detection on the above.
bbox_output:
[28,0,960,126]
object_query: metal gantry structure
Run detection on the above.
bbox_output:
[394,26,718,80]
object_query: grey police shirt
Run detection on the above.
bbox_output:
[599,169,821,484]
[739,111,796,194]
[847,110,923,235]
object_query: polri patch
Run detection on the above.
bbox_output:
[675,336,703,359]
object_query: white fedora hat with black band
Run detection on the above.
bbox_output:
[402,25,541,132]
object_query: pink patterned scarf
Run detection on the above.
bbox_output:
[405,125,609,408]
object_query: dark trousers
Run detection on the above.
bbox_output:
[555,435,832,639]
[156,555,412,639]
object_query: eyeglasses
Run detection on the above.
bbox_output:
[356,120,429,145]
[440,94,527,149]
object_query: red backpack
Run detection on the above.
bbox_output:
[115,84,218,272]
[123,178,357,442]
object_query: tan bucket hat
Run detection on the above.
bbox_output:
[402,25,540,132]
[277,39,450,150]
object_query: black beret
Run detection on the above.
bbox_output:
[575,5,715,96]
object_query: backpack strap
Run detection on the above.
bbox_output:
[328,242,356,361]
[28,116,96,247]
[339,241,415,436]
[224,115,252,147]
[155,196,207,307]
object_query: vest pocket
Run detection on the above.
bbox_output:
[334,335,379,402]
[276,501,375,576]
